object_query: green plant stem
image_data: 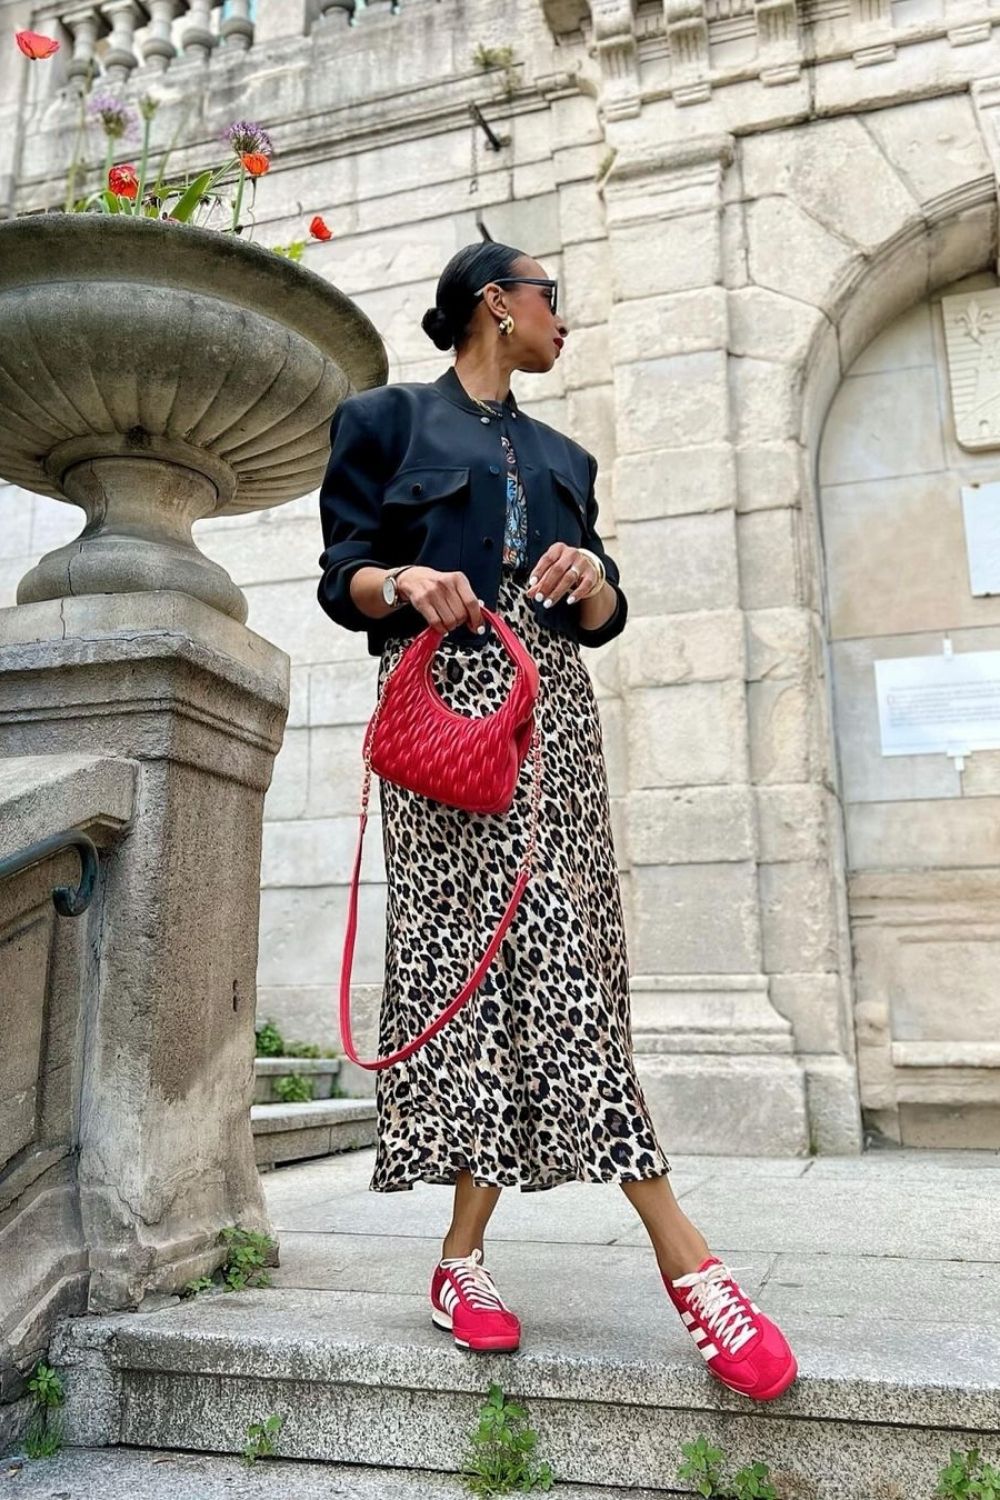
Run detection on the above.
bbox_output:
[63,82,90,212]
[134,111,152,217]
[231,159,246,232]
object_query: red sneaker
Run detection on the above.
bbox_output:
[663,1255,797,1402]
[430,1249,521,1352]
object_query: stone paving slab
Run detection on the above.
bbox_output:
[6,1146,999,1499]
[1,1447,677,1499]
[267,1227,1000,1328]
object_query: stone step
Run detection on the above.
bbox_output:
[2,1446,673,1499]
[251,1098,376,1169]
[47,1227,1000,1500]
[253,1055,344,1105]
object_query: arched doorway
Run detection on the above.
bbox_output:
[817,267,1000,1147]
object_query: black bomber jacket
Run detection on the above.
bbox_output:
[316,363,628,657]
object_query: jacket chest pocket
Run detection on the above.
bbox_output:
[550,467,587,543]
[383,465,471,514]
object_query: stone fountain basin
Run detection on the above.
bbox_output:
[0,213,388,514]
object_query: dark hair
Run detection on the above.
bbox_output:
[421,241,525,352]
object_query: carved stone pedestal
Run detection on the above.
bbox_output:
[0,591,288,1312]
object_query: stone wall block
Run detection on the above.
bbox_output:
[566,385,618,498]
[627,680,749,788]
[616,351,730,454]
[755,783,835,864]
[306,724,367,818]
[745,606,816,682]
[559,324,612,390]
[927,202,998,303]
[626,786,756,865]
[865,92,993,208]
[769,972,852,1056]
[735,441,805,513]
[617,510,740,617]
[739,116,920,252]
[563,238,615,326]
[609,212,722,300]
[738,508,805,610]
[259,884,386,990]
[746,196,860,312]
[748,678,817,785]
[731,356,802,444]
[262,814,385,888]
[618,610,746,688]
[630,862,763,974]
[558,178,609,244]
[609,287,728,362]
[728,286,828,364]
[759,860,841,974]
[614,446,737,521]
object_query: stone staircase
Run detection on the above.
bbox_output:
[251,1055,376,1169]
[6,1145,999,1500]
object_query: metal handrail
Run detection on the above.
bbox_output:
[0,831,99,917]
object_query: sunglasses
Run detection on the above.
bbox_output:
[474,277,559,315]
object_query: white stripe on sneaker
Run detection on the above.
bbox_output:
[699,1342,719,1361]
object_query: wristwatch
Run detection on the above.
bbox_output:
[381,564,415,608]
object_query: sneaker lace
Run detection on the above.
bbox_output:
[442,1249,507,1311]
[672,1261,758,1354]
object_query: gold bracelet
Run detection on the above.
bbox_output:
[576,547,607,597]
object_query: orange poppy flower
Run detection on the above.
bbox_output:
[15,30,60,59]
[241,152,270,177]
[309,215,333,241]
[108,164,139,200]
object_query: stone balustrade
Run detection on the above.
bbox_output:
[18,0,998,122]
[26,0,420,94]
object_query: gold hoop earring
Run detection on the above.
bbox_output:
[498,314,515,337]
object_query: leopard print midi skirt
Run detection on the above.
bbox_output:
[367,564,672,1193]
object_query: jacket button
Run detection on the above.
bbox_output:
[480,416,490,424]
[411,482,422,494]
[489,464,500,475]
[483,536,494,549]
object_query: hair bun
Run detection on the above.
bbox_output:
[421,304,453,351]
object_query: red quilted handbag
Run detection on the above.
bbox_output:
[339,606,542,1070]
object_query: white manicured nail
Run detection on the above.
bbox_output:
[567,594,576,604]
[477,625,485,634]
[534,592,544,602]
[528,575,537,586]
[543,598,553,609]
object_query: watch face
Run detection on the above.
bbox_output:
[382,574,396,604]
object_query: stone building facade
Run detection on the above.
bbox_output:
[3,0,1000,1155]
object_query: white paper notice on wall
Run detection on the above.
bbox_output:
[874,648,1000,758]
[961,482,1000,595]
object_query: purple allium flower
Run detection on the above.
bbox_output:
[223,120,273,158]
[87,92,138,139]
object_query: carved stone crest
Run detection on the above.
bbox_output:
[942,289,1000,451]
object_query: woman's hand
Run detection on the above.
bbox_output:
[396,566,486,635]
[524,543,601,608]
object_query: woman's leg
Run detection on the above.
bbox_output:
[441,1170,504,1259]
[620,1174,711,1281]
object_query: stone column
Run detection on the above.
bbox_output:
[601,136,812,1157]
[180,0,216,60]
[100,0,148,86]
[63,5,111,92]
[220,0,254,49]
[0,590,287,1311]
[142,0,181,72]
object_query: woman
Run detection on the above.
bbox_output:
[317,242,797,1403]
